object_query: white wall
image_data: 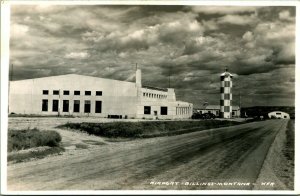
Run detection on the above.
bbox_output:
[9,74,193,119]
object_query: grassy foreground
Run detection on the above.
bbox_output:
[60,120,243,138]
[8,128,64,163]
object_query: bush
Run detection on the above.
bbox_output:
[60,120,242,139]
[8,128,62,152]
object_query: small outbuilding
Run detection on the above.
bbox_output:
[268,111,290,119]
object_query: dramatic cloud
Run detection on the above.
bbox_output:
[9,5,295,107]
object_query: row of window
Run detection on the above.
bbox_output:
[42,99,102,113]
[176,107,191,115]
[42,90,102,96]
[143,92,167,99]
[144,106,168,115]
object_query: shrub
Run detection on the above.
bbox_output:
[8,128,62,152]
[60,120,242,138]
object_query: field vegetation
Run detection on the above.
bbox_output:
[8,128,64,163]
[59,120,243,138]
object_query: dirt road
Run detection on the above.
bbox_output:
[7,119,288,190]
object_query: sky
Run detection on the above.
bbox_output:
[9,5,295,107]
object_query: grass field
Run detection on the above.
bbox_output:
[59,120,243,138]
[8,128,64,163]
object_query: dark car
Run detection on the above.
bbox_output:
[192,113,216,119]
[201,113,216,119]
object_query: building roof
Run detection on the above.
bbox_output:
[196,105,240,110]
[142,85,168,92]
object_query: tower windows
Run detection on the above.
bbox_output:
[224,106,230,112]
[53,90,59,95]
[85,91,91,96]
[43,90,49,95]
[224,81,230,87]
[224,94,230,100]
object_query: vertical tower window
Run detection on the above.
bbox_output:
[225,81,230,87]
[73,100,80,113]
[224,94,230,100]
[224,106,230,112]
[95,101,102,113]
[42,99,48,111]
[84,100,91,113]
[52,100,59,112]
[63,100,69,112]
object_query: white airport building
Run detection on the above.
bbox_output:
[9,69,193,119]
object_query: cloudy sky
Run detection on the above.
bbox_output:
[9,5,295,107]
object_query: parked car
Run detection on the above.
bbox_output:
[192,113,216,119]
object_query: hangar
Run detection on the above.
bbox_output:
[268,111,290,119]
[9,69,193,119]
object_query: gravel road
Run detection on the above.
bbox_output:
[7,119,288,190]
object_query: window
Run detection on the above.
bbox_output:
[143,93,145,97]
[74,91,80,95]
[52,100,59,112]
[225,81,230,87]
[84,100,91,113]
[232,111,235,115]
[224,106,230,112]
[161,107,168,115]
[96,91,102,96]
[53,90,59,95]
[73,100,80,113]
[144,106,151,115]
[43,90,48,95]
[63,100,69,112]
[95,101,102,113]
[224,94,230,100]
[276,112,281,115]
[63,90,69,95]
[85,91,91,96]
[42,99,48,111]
